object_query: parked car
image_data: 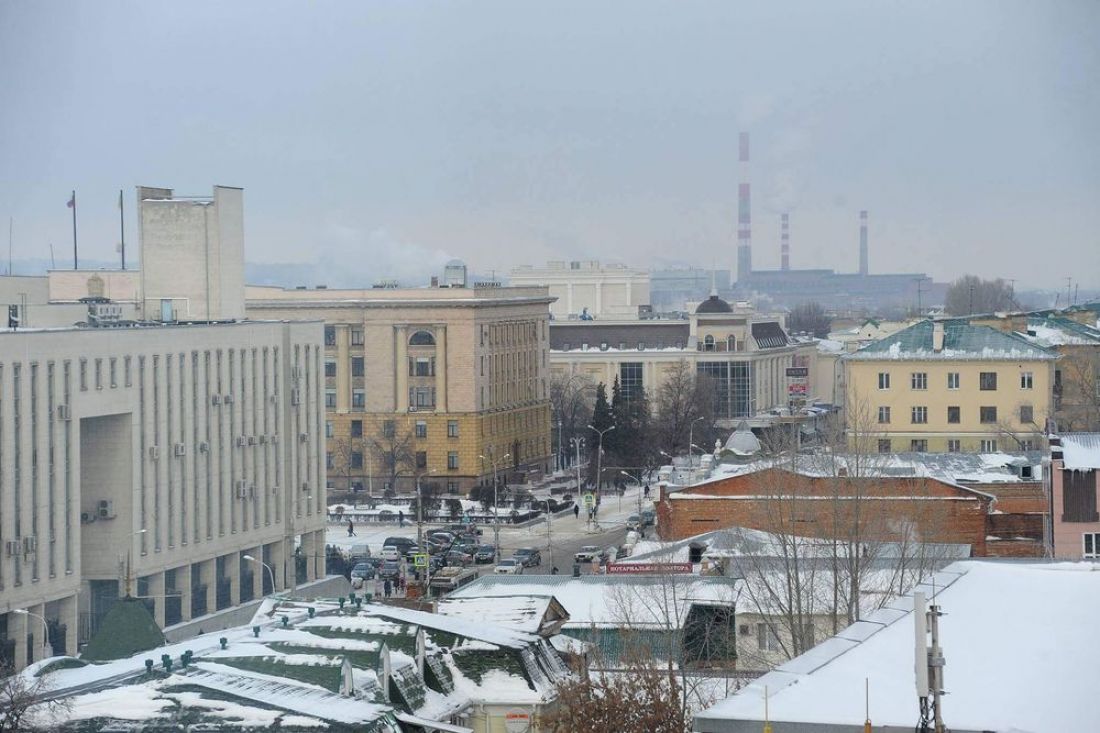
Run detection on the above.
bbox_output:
[494,559,524,575]
[350,562,376,581]
[446,523,482,536]
[445,549,473,567]
[427,539,450,555]
[626,515,643,531]
[347,543,373,563]
[641,509,656,526]
[379,560,402,581]
[384,536,418,555]
[379,545,402,561]
[513,547,542,567]
[574,545,602,563]
[474,545,497,563]
[428,531,456,545]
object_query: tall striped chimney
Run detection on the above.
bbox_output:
[780,213,790,271]
[859,210,868,276]
[736,132,752,283]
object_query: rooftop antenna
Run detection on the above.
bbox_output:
[914,590,947,733]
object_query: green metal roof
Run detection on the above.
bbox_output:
[845,319,1056,361]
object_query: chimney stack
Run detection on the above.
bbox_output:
[932,320,945,353]
[736,132,752,284]
[859,210,868,276]
[780,213,790,271]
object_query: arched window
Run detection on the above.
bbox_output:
[727,335,737,352]
[703,335,715,352]
[409,330,436,346]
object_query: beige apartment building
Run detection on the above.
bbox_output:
[0,320,326,672]
[844,319,1057,453]
[550,294,816,425]
[245,283,555,494]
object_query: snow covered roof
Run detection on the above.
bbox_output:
[1059,432,1100,470]
[449,575,737,630]
[436,595,569,637]
[723,420,761,456]
[694,561,1100,733]
[1019,315,1100,347]
[844,319,1056,361]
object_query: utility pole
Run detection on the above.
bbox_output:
[479,449,509,562]
[587,424,615,506]
[569,437,585,500]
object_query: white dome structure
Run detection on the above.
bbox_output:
[724,420,761,456]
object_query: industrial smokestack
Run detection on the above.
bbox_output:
[859,210,868,276]
[780,213,790,271]
[736,132,752,283]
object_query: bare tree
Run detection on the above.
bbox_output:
[787,301,832,339]
[1054,346,1100,431]
[369,421,415,496]
[654,360,716,455]
[549,371,596,466]
[944,275,1018,315]
[328,434,364,493]
[0,664,71,733]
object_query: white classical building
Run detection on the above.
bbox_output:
[510,260,650,320]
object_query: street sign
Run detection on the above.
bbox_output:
[504,709,531,733]
[413,553,428,568]
[582,492,595,508]
[785,367,809,378]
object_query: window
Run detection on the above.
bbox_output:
[980,406,997,424]
[325,390,336,409]
[415,421,428,439]
[325,421,334,438]
[1020,371,1033,389]
[448,420,459,438]
[878,372,890,390]
[947,406,960,424]
[947,372,960,390]
[80,359,87,390]
[352,390,365,409]
[383,420,395,438]
[620,362,644,401]
[947,439,961,453]
[910,372,927,390]
[324,326,336,346]
[911,406,928,424]
[351,357,364,377]
[447,451,459,470]
[350,451,363,469]
[351,420,363,438]
[410,357,435,377]
[326,452,334,470]
[324,360,336,377]
[878,439,891,453]
[1020,405,1033,423]
[1063,470,1099,522]
[415,451,427,469]
[980,439,998,453]
[980,371,997,390]
[703,335,715,352]
[447,481,459,493]
[1084,533,1100,558]
[877,406,891,424]
[409,330,435,346]
[756,623,780,652]
[350,328,364,346]
[410,387,435,409]
[910,439,928,452]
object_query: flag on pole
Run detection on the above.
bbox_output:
[67,193,75,209]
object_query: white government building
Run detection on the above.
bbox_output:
[0,186,327,672]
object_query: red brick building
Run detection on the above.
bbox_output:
[656,467,996,555]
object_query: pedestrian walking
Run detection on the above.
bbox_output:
[347,519,356,537]
[398,510,405,527]
[383,578,392,598]
[644,484,650,498]
[573,505,580,519]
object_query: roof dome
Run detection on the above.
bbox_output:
[724,421,761,456]
[696,294,733,314]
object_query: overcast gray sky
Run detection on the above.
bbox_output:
[1,0,1097,289]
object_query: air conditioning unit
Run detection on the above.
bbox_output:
[4,540,20,556]
[300,481,310,491]
[271,485,280,495]
[236,480,248,499]
[173,443,186,457]
[23,536,37,554]
[291,366,302,379]
[290,389,301,405]
[236,436,247,447]
[269,394,278,404]
[211,394,222,406]
[149,445,160,460]
[248,436,257,446]
[258,435,268,444]
[57,404,72,420]
[298,432,309,443]
[98,499,115,519]
[80,511,96,524]
[223,394,234,405]
[198,441,209,453]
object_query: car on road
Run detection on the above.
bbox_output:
[446,523,482,536]
[513,547,542,567]
[641,509,656,526]
[347,544,373,563]
[474,545,497,563]
[445,549,473,567]
[574,545,603,563]
[350,561,377,581]
[379,560,402,581]
[626,515,643,531]
[494,559,524,575]
[383,536,418,557]
[379,545,402,561]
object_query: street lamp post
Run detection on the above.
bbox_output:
[242,554,277,596]
[620,470,643,515]
[688,416,705,466]
[587,424,616,502]
[539,499,554,570]
[557,419,563,472]
[124,528,148,598]
[479,450,510,562]
[12,609,51,660]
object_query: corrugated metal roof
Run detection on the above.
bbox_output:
[751,321,790,348]
[549,321,689,350]
[846,319,1055,360]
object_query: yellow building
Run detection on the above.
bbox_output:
[246,282,554,494]
[843,319,1057,453]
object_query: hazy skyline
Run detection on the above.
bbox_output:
[1,0,1097,289]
